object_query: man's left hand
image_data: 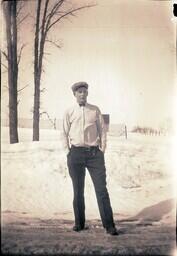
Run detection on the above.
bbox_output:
[99,148,105,154]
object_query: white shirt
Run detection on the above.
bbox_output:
[62,103,107,153]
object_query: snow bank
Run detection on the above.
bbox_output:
[1,127,175,220]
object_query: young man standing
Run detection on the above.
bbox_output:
[62,81,118,235]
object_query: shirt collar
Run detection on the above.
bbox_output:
[76,102,88,108]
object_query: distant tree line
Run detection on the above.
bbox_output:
[131,125,173,136]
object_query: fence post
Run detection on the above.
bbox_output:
[125,125,127,139]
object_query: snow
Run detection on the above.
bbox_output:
[1,127,176,222]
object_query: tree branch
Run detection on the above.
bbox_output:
[1,62,8,70]
[43,52,51,55]
[2,70,8,74]
[41,0,50,33]
[44,0,65,34]
[3,85,8,90]
[2,51,8,61]
[40,88,46,93]
[47,4,95,32]
[44,0,64,27]
[37,0,50,79]
[17,14,29,26]
[46,39,62,49]
[17,84,29,93]
[17,43,26,65]
[16,0,26,17]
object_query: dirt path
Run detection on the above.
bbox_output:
[1,216,176,256]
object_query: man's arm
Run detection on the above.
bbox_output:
[96,108,107,153]
[62,110,71,155]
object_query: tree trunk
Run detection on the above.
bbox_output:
[33,0,47,141]
[4,1,19,144]
[33,75,41,141]
[33,0,42,141]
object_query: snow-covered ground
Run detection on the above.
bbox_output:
[1,127,176,222]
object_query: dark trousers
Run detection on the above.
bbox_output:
[67,146,115,230]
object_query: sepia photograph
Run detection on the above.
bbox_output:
[1,0,176,255]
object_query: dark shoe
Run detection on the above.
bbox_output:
[72,225,89,232]
[82,224,89,230]
[73,225,82,232]
[106,227,119,236]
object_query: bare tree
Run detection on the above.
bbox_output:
[33,0,94,141]
[3,1,19,143]
[2,0,28,143]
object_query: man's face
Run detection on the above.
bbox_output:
[74,86,88,104]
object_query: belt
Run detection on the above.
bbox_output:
[71,145,99,151]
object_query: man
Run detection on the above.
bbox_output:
[62,81,118,236]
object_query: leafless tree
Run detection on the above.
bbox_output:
[33,0,94,141]
[2,0,28,143]
[3,0,19,143]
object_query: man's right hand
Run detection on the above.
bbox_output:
[65,149,70,156]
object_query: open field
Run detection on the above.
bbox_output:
[1,127,176,255]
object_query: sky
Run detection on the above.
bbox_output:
[1,0,176,128]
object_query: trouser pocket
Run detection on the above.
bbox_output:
[70,148,85,164]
